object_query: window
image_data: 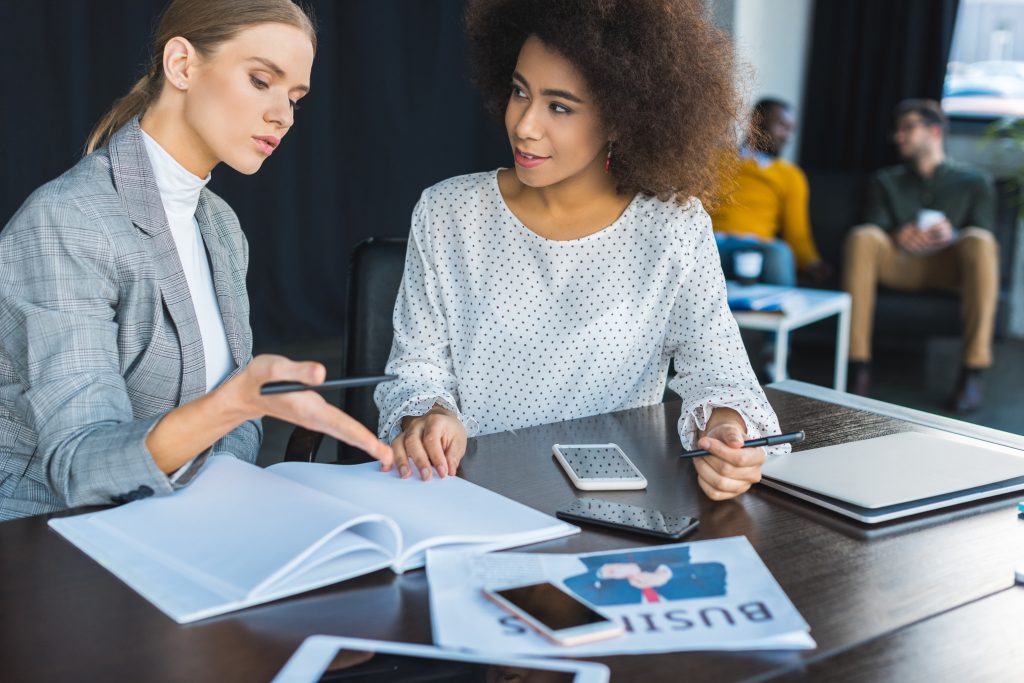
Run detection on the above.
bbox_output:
[944,0,1024,118]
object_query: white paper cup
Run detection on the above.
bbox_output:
[734,250,764,283]
[916,209,945,230]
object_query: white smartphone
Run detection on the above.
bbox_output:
[552,443,647,491]
[483,581,624,647]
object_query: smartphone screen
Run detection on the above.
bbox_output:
[556,445,642,480]
[494,582,611,632]
[558,499,698,539]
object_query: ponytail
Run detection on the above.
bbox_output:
[84,68,162,155]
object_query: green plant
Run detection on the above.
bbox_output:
[984,117,1024,218]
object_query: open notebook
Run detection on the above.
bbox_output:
[49,457,578,623]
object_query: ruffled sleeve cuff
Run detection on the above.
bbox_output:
[678,399,791,457]
[380,394,480,443]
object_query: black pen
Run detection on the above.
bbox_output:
[260,374,398,396]
[680,430,805,458]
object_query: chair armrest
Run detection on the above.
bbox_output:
[284,427,325,463]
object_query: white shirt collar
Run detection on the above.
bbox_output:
[140,129,211,218]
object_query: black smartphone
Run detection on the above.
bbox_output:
[556,499,699,540]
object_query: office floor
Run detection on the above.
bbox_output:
[253,335,1024,467]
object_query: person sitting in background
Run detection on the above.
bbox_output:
[843,99,997,413]
[710,98,831,287]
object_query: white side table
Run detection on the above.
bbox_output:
[728,283,852,391]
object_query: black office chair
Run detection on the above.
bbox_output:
[284,238,408,463]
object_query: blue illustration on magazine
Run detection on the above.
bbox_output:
[563,547,726,606]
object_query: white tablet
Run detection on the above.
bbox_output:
[271,635,610,683]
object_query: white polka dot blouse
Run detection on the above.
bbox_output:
[374,171,786,453]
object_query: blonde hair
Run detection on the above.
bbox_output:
[85,0,315,154]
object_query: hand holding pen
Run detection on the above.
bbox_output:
[681,431,805,458]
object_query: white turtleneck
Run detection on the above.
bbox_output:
[141,130,236,393]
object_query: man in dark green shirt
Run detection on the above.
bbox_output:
[863,162,995,240]
[843,99,998,413]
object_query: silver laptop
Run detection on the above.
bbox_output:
[760,431,1024,523]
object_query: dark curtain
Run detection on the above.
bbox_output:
[0,1,507,346]
[799,0,960,173]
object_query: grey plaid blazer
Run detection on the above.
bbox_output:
[0,118,261,521]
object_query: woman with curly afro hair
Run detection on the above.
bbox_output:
[375,0,786,502]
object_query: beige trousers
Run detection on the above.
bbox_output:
[842,225,999,368]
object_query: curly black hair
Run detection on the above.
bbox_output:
[465,0,742,206]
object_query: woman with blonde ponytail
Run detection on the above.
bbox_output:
[0,0,392,521]
[85,66,163,155]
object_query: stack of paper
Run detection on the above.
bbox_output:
[427,536,814,655]
[727,283,795,313]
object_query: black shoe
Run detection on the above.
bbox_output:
[947,368,984,414]
[849,361,871,396]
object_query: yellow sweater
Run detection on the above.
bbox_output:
[710,156,821,268]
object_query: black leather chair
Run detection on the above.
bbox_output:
[806,170,1018,348]
[284,238,408,463]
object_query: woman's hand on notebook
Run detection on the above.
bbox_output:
[692,415,765,501]
[227,355,393,464]
[392,407,468,480]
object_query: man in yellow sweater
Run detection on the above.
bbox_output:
[711,99,830,286]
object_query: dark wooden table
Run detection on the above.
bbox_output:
[2,384,1023,682]
[770,587,1024,683]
